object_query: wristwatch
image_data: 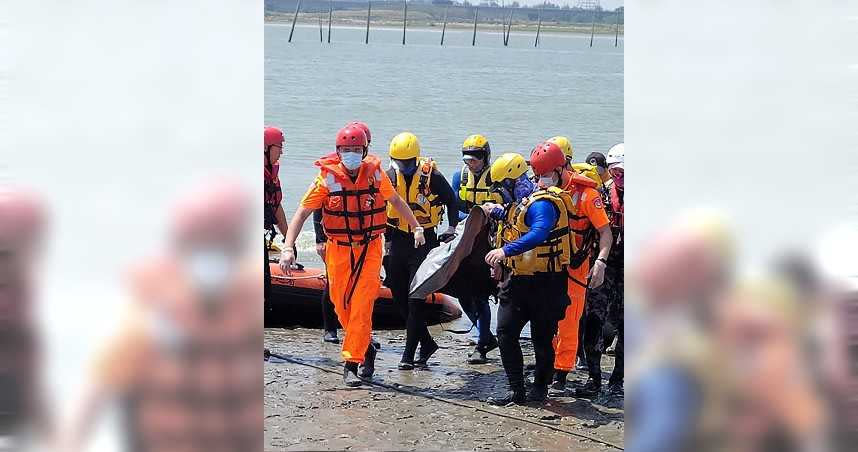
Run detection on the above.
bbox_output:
[596,257,608,265]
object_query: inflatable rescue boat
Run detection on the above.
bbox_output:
[266,263,463,329]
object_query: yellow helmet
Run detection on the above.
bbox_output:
[389,132,421,160]
[462,134,491,154]
[547,136,573,161]
[490,153,528,183]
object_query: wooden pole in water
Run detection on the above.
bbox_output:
[503,11,512,46]
[365,1,371,44]
[327,0,333,43]
[402,0,407,45]
[319,12,324,42]
[534,6,542,48]
[288,0,302,43]
[614,9,620,47]
[471,7,478,46]
[440,5,448,46]
[589,7,596,47]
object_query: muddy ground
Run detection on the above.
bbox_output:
[265,326,624,451]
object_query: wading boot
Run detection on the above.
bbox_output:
[574,379,602,397]
[414,339,438,369]
[487,388,526,406]
[549,370,568,394]
[398,360,415,370]
[527,385,549,404]
[359,343,377,379]
[322,330,339,344]
[343,362,362,387]
[468,336,499,364]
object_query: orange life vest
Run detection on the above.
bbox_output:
[561,171,601,269]
[317,154,388,244]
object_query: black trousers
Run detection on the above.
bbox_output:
[319,282,340,332]
[581,259,623,385]
[384,227,439,361]
[496,272,569,391]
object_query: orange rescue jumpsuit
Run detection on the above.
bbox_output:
[299,154,396,364]
[552,172,610,372]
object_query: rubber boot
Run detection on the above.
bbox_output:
[323,330,339,344]
[343,362,362,387]
[574,379,602,397]
[359,343,377,379]
[550,370,568,393]
[415,339,438,369]
[488,388,526,406]
[527,384,549,403]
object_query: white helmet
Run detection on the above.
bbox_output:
[606,142,624,168]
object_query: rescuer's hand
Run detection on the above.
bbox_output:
[413,226,426,248]
[279,248,296,275]
[485,248,506,266]
[588,258,607,289]
[315,242,326,260]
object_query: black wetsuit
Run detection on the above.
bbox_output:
[383,167,458,362]
[313,208,340,333]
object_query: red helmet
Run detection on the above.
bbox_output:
[336,126,368,149]
[172,179,250,245]
[264,126,284,149]
[530,141,567,176]
[346,121,371,144]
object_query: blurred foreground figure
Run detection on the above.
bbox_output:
[625,211,734,452]
[63,180,262,452]
[814,224,858,451]
[0,187,50,450]
[716,277,828,452]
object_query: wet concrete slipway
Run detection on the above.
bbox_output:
[264,325,624,451]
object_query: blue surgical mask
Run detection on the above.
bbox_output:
[394,158,418,176]
[513,175,536,202]
[340,152,363,171]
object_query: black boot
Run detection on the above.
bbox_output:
[487,388,526,406]
[322,330,339,344]
[359,343,377,379]
[415,339,438,368]
[550,370,568,392]
[574,379,602,397]
[527,384,549,403]
[467,347,488,364]
[343,362,362,387]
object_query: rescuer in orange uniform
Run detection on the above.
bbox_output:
[280,125,425,387]
[549,141,613,394]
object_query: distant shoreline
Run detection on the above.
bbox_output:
[265,13,623,35]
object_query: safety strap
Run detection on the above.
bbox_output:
[568,273,589,288]
[324,223,386,236]
[328,186,379,197]
[322,206,387,218]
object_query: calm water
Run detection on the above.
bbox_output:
[266,23,623,263]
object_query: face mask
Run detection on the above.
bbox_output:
[537,175,556,188]
[513,175,536,202]
[394,158,417,176]
[185,248,234,302]
[340,152,363,171]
